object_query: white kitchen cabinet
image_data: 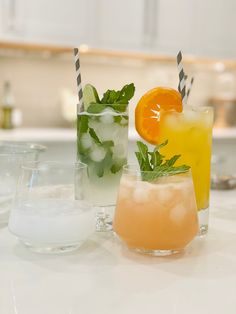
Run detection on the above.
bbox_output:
[155,0,196,55]
[92,0,145,50]
[155,0,236,59]
[193,0,236,59]
[0,0,147,49]
[0,0,236,59]
[0,0,95,46]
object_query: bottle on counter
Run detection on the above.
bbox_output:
[1,81,15,129]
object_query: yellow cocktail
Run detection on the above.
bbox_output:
[158,106,214,234]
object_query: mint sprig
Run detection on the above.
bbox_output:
[84,83,135,114]
[135,140,190,182]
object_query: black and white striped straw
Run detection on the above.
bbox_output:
[74,48,84,112]
[186,77,194,101]
[177,51,187,105]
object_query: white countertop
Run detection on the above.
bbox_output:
[0,127,236,142]
[0,190,236,314]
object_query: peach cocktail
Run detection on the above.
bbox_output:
[113,142,199,256]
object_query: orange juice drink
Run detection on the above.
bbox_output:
[113,167,199,255]
[159,106,214,234]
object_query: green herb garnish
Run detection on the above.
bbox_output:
[135,140,190,182]
[84,83,135,114]
[78,83,135,178]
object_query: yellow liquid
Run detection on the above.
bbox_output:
[159,107,214,211]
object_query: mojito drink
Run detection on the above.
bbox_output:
[77,83,135,231]
[78,109,128,205]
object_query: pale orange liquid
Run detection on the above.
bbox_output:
[113,174,199,251]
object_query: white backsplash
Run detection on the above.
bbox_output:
[0,51,235,128]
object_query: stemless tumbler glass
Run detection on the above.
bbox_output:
[77,107,129,232]
[8,161,95,253]
[113,165,199,256]
[0,142,46,222]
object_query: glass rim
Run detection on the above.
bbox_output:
[21,160,87,171]
[0,142,46,157]
[77,110,128,117]
[123,164,192,177]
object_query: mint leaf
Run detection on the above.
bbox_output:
[137,141,148,160]
[102,140,114,148]
[77,115,88,134]
[100,83,135,107]
[116,83,135,103]
[155,139,168,150]
[136,141,152,171]
[87,103,106,113]
[163,155,181,167]
[94,163,104,178]
[114,116,122,123]
[109,103,127,112]
[89,128,101,144]
[149,150,163,168]
[135,140,190,182]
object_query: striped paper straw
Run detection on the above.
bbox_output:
[178,74,187,96]
[186,77,194,101]
[73,48,84,112]
[177,51,187,105]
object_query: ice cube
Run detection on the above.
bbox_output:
[99,108,115,124]
[164,113,180,129]
[133,181,151,203]
[89,145,106,162]
[80,133,93,150]
[96,124,118,142]
[184,108,201,123]
[88,119,100,131]
[169,204,187,225]
[156,187,173,205]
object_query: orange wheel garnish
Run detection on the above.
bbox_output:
[135,87,183,145]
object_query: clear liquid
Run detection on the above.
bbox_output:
[77,111,128,206]
[9,199,95,244]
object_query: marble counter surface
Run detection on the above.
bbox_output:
[1,127,236,142]
[0,190,236,314]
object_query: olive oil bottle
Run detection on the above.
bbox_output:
[1,81,15,129]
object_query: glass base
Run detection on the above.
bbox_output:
[96,205,115,232]
[21,241,81,254]
[132,247,182,256]
[198,207,209,236]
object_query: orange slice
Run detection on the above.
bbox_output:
[135,87,182,145]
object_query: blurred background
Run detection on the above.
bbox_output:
[0,0,235,172]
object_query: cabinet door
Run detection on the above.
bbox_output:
[156,0,196,54]
[194,0,236,59]
[94,0,145,50]
[0,0,95,46]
